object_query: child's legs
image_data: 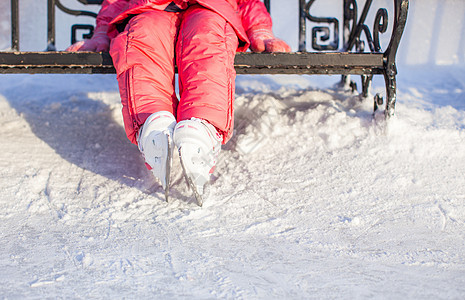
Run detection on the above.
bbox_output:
[176,6,239,144]
[110,10,180,145]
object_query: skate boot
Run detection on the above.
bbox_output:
[173,118,222,206]
[137,111,176,201]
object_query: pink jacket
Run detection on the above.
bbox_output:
[96,0,273,52]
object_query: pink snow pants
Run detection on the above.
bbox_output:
[109,5,239,145]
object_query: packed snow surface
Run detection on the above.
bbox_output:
[1,67,464,298]
[1,0,465,299]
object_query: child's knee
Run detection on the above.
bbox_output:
[110,10,178,75]
[181,7,227,43]
[127,11,178,45]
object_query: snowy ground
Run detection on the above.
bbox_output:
[1,67,464,299]
[1,0,465,299]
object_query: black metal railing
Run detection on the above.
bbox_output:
[47,0,102,50]
[10,0,19,51]
[10,0,407,56]
[301,0,407,54]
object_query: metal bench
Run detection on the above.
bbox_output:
[0,0,409,118]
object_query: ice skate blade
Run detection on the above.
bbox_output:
[164,133,172,202]
[146,131,172,202]
[184,171,204,207]
[178,147,205,207]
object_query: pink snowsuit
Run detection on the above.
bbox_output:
[96,0,273,144]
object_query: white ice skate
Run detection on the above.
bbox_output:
[137,111,176,201]
[173,118,222,206]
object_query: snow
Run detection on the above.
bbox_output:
[1,0,465,299]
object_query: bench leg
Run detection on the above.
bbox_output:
[339,75,357,93]
[383,69,397,118]
[382,0,409,118]
[339,74,373,99]
[361,74,373,99]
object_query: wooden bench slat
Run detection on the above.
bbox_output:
[0,51,384,75]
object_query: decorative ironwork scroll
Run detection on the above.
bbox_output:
[303,0,339,51]
[301,0,396,54]
[47,0,102,50]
